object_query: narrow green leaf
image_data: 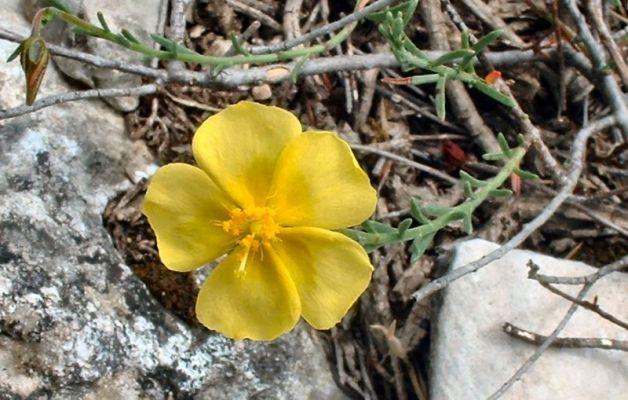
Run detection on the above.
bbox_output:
[410,198,431,224]
[460,170,487,187]
[410,74,440,85]
[367,1,412,23]
[97,12,110,32]
[291,57,308,83]
[423,205,450,217]
[411,233,435,263]
[363,220,397,234]
[397,218,413,237]
[428,49,475,67]
[461,30,470,49]
[482,152,507,161]
[47,0,72,13]
[121,29,140,44]
[514,167,539,180]
[516,133,526,146]
[401,0,419,27]
[472,29,503,54]
[463,214,473,234]
[6,43,22,62]
[472,79,516,107]
[435,75,447,120]
[496,133,513,157]
[489,189,513,198]
[229,32,250,56]
[463,180,474,197]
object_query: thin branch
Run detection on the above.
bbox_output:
[169,0,189,44]
[562,0,628,136]
[0,84,159,120]
[502,323,628,351]
[350,143,459,185]
[412,115,617,302]
[587,0,628,87]
[528,254,628,286]
[227,0,281,31]
[488,282,593,399]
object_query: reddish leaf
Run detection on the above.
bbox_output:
[511,173,522,196]
[484,70,502,85]
[442,140,467,169]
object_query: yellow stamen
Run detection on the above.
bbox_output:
[221,207,280,276]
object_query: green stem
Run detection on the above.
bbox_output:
[352,147,525,250]
[43,6,357,68]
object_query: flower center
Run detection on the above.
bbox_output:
[220,207,280,275]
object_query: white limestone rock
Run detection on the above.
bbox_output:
[430,239,627,400]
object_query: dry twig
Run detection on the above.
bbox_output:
[503,323,628,351]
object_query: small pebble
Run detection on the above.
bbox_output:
[251,84,272,101]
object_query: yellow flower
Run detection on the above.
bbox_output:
[142,101,377,340]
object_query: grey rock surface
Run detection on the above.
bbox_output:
[0,2,344,399]
[22,0,161,112]
[431,239,628,400]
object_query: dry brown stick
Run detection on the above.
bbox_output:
[457,0,526,48]
[227,0,282,31]
[283,0,304,40]
[587,0,628,88]
[412,115,617,302]
[503,323,628,351]
[419,0,501,154]
[223,21,261,57]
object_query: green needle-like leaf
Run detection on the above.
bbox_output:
[410,198,431,224]
[514,167,539,180]
[482,152,507,161]
[423,205,451,217]
[364,220,397,234]
[397,218,413,236]
[460,170,488,187]
[463,214,473,234]
[472,29,503,54]
[471,79,516,107]
[489,189,513,198]
[121,29,140,44]
[410,74,441,85]
[411,233,436,263]
[97,12,110,32]
[497,133,513,157]
[428,49,475,67]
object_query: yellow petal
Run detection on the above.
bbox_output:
[142,163,236,272]
[196,249,301,340]
[192,101,302,208]
[268,132,377,229]
[274,227,373,330]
